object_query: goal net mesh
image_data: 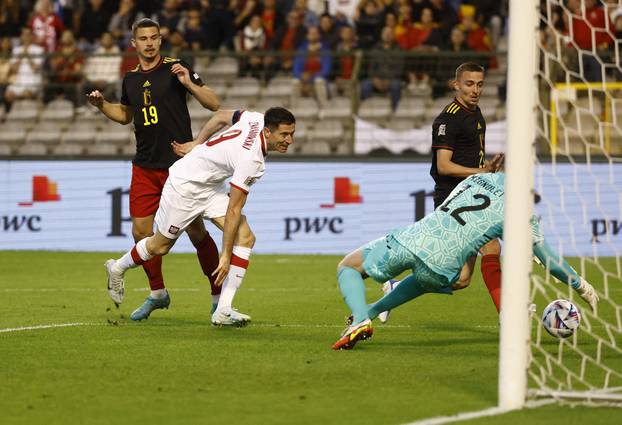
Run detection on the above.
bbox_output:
[528,0,622,406]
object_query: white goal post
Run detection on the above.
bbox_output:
[499,0,539,411]
[501,0,622,411]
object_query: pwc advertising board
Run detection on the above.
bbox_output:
[0,161,620,256]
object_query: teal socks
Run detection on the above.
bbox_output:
[338,267,369,324]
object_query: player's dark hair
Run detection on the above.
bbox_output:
[455,62,485,80]
[131,18,160,36]
[264,107,296,130]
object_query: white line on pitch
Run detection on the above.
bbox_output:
[401,399,556,425]
[0,322,99,333]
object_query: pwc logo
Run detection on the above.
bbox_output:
[320,177,363,208]
[2,176,60,232]
[284,177,363,240]
[18,175,61,206]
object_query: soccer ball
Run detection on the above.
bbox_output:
[541,299,581,338]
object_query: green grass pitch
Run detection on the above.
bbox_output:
[1,251,621,425]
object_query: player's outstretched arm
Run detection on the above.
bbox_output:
[85,90,132,125]
[533,239,599,312]
[213,186,248,286]
[172,109,235,156]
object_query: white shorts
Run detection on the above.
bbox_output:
[154,180,230,239]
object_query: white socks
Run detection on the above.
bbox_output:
[114,238,153,273]
[217,246,251,311]
[150,289,168,299]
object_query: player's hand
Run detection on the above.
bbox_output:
[485,154,505,172]
[171,63,191,87]
[212,254,231,286]
[86,90,104,108]
[171,140,198,157]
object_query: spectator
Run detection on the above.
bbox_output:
[428,0,458,38]
[5,27,45,108]
[333,25,357,95]
[292,26,331,107]
[408,7,443,93]
[319,13,340,50]
[181,8,207,51]
[360,25,404,110]
[0,0,23,38]
[46,29,85,104]
[153,0,183,40]
[458,10,492,53]
[463,0,504,47]
[167,31,194,66]
[293,0,320,28]
[83,32,122,102]
[0,36,12,108]
[435,26,475,96]
[384,11,397,30]
[354,0,385,49]
[394,2,416,50]
[258,0,284,44]
[200,0,236,50]
[109,0,145,47]
[77,0,113,51]
[266,11,307,76]
[564,0,612,82]
[235,14,266,79]
[233,0,261,31]
[30,0,65,52]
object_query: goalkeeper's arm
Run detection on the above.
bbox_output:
[532,239,599,311]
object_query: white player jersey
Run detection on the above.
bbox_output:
[168,110,267,198]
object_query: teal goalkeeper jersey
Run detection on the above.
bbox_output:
[391,173,544,283]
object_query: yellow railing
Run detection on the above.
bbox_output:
[549,82,622,156]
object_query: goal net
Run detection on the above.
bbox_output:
[528,0,622,406]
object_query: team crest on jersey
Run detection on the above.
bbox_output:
[143,80,151,88]
[438,124,446,136]
[477,122,482,130]
[244,176,258,186]
[143,89,152,106]
[168,225,180,235]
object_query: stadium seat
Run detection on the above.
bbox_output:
[227,77,261,99]
[300,140,331,154]
[206,78,228,99]
[96,121,132,145]
[0,143,12,155]
[26,121,64,145]
[205,56,239,81]
[478,98,500,117]
[560,112,599,138]
[16,142,47,155]
[0,121,28,146]
[308,120,343,143]
[6,99,40,122]
[394,97,426,121]
[51,143,84,156]
[358,97,392,123]
[63,121,97,145]
[293,120,309,143]
[289,97,319,120]
[188,96,215,121]
[263,76,295,100]
[39,99,75,121]
[254,96,290,112]
[320,96,352,121]
[120,143,136,156]
[86,143,119,156]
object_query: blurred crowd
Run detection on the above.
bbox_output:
[0,0,619,111]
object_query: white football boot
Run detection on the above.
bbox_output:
[211,307,251,327]
[378,279,400,323]
[576,278,599,313]
[105,259,125,305]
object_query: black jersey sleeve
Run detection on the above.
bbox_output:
[432,114,459,151]
[179,59,204,87]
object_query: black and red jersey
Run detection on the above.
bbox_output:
[430,98,487,204]
[121,56,203,169]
